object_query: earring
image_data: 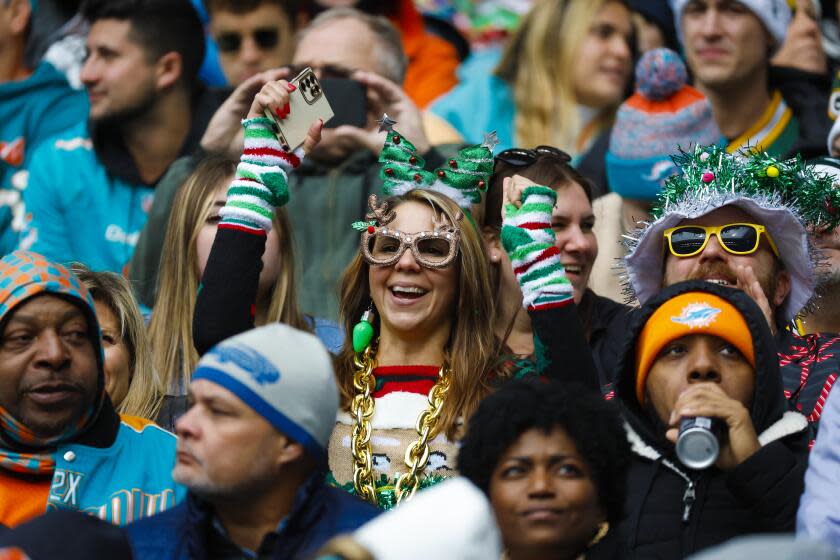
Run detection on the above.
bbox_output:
[352,303,375,353]
[588,521,609,548]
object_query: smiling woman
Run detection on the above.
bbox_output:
[483,148,634,393]
[330,188,502,508]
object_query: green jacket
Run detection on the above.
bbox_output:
[128,146,459,320]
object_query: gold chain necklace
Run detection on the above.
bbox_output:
[350,343,452,506]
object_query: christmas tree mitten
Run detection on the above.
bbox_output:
[501,185,573,310]
[218,117,304,234]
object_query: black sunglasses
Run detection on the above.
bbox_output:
[494,145,572,168]
[216,28,280,53]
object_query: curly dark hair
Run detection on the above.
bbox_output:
[458,379,630,524]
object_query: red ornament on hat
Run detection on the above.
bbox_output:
[437,170,446,178]
[409,156,417,164]
[413,173,422,183]
[367,225,375,234]
[701,172,715,183]
[449,159,458,169]
[384,168,394,176]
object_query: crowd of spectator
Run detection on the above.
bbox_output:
[4,0,840,558]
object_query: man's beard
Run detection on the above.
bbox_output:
[667,261,779,309]
[90,85,158,130]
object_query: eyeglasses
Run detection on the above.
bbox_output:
[494,146,572,168]
[361,227,460,269]
[216,29,280,53]
[663,223,780,258]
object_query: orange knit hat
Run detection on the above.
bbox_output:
[635,292,755,405]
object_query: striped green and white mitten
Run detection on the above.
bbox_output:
[501,185,573,310]
[218,117,304,234]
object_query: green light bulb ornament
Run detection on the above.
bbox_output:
[352,308,376,353]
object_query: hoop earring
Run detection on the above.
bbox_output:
[588,521,609,548]
[352,301,376,353]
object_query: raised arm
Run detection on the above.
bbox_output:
[193,79,321,355]
[500,180,599,392]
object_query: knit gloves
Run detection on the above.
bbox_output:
[218,117,304,233]
[501,185,573,310]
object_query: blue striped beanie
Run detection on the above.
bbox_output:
[192,324,339,460]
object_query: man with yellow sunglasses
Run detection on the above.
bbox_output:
[623,144,840,443]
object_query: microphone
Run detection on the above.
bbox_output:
[675,416,723,470]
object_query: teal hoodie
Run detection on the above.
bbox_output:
[0,62,88,256]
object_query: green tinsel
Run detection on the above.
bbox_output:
[654,145,840,230]
[379,130,435,195]
[432,144,495,204]
[325,470,448,510]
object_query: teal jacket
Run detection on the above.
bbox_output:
[49,414,186,524]
[19,121,154,273]
[0,62,88,255]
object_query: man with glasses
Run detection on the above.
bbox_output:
[623,145,840,440]
[207,0,297,87]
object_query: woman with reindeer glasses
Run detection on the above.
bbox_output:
[192,77,594,508]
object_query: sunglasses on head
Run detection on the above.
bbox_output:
[663,223,780,258]
[494,146,572,168]
[216,28,280,53]
[361,227,460,269]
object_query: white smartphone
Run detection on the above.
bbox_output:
[264,67,335,150]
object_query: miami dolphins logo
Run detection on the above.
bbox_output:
[642,160,676,183]
[671,302,721,329]
[213,343,280,385]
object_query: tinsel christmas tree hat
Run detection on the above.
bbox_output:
[623,144,840,320]
[376,115,496,210]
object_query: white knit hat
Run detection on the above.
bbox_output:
[353,479,502,559]
[192,323,339,460]
[670,0,792,47]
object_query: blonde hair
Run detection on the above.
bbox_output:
[335,189,502,440]
[148,155,308,394]
[70,264,164,420]
[495,0,627,152]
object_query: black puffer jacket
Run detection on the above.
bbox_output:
[610,281,809,559]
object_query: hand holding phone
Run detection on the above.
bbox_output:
[263,67,335,150]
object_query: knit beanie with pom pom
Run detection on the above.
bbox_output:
[606,48,722,201]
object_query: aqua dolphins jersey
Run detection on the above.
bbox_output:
[18,121,154,273]
[0,62,87,256]
[48,416,186,524]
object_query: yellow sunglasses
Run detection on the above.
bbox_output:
[663,223,780,258]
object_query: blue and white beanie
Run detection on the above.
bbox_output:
[192,324,339,460]
[607,48,722,202]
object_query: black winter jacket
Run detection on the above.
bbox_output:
[610,281,810,559]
